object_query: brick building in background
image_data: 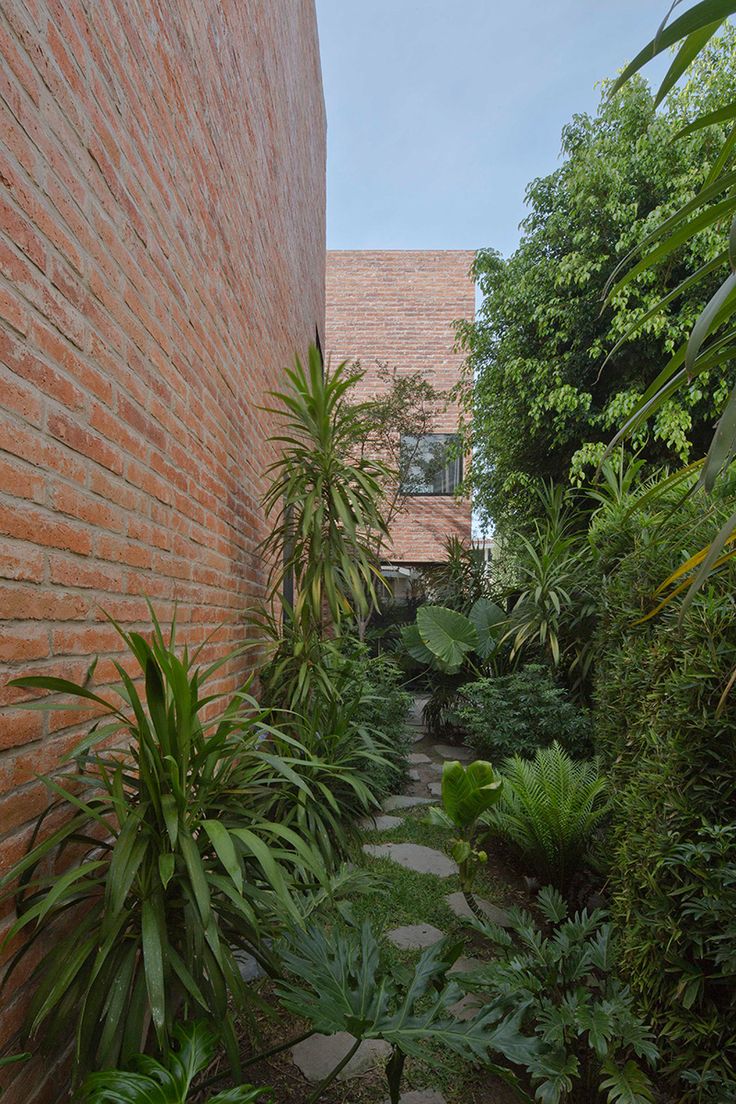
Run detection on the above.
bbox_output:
[325,250,474,594]
[0,3,325,1099]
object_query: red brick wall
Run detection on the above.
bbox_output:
[325,250,473,564]
[0,2,324,1096]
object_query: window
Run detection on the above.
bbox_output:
[399,433,462,496]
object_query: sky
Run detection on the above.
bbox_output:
[316,1,673,258]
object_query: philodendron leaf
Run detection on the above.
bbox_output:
[400,623,436,667]
[442,760,503,830]
[417,606,479,669]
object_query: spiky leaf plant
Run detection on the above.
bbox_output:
[0,609,331,1079]
[485,742,608,891]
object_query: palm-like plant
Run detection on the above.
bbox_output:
[0,610,328,1078]
[80,1021,272,1104]
[260,346,390,636]
[485,743,608,892]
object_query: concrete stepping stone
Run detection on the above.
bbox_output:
[363,842,458,877]
[358,814,403,832]
[291,1033,391,1082]
[386,923,445,950]
[448,955,483,974]
[408,752,431,764]
[382,794,433,812]
[233,949,265,981]
[408,769,420,781]
[433,744,473,761]
[428,762,444,774]
[384,1093,447,1104]
[411,730,425,744]
[428,782,442,796]
[445,891,512,926]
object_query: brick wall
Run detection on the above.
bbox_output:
[0,2,325,1096]
[325,250,474,564]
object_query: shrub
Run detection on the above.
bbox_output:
[456,665,592,761]
[0,613,333,1078]
[592,490,736,1095]
[458,886,659,1104]
[484,742,608,892]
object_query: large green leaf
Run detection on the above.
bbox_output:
[416,606,479,669]
[441,760,503,830]
[468,598,506,660]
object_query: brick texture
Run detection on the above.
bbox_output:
[325,250,473,565]
[0,2,325,1096]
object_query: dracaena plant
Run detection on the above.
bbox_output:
[274,921,532,1104]
[457,887,659,1104]
[0,608,329,1080]
[426,759,503,919]
[260,346,390,640]
[79,1021,272,1104]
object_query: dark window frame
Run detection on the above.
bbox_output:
[399,432,463,497]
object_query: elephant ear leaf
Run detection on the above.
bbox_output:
[400,623,436,667]
[441,759,502,829]
[417,606,478,670]
[469,598,505,660]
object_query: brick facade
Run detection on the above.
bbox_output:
[0,3,325,1097]
[325,250,474,566]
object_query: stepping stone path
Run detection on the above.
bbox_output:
[387,923,445,950]
[433,743,473,761]
[291,1034,391,1082]
[445,891,512,927]
[363,842,458,877]
[382,794,432,811]
[284,696,505,1097]
[359,814,404,832]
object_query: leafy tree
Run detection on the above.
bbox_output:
[457,30,736,533]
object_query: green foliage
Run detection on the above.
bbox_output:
[0,612,329,1078]
[459,887,658,1104]
[260,346,389,636]
[592,487,736,1094]
[605,10,736,606]
[264,640,412,857]
[427,759,503,913]
[424,536,489,614]
[485,743,608,892]
[79,1021,272,1103]
[457,31,736,532]
[456,666,593,762]
[275,921,530,1104]
[401,600,505,676]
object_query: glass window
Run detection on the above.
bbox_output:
[399,433,462,496]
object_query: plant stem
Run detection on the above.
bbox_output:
[306,1037,362,1104]
[462,889,485,921]
[196,1029,316,1093]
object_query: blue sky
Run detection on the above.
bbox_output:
[316,1,672,257]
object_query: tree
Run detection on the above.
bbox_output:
[457,29,736,534]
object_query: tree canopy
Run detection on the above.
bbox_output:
[457,29,736,533]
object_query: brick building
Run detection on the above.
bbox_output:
[0,2,325,1098]
[325,250,474,593]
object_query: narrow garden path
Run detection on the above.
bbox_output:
[283,695,526,1104]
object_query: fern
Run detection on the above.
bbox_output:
[485,742,608,890]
